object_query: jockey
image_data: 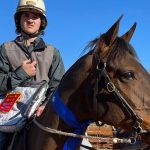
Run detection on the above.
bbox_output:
[0,0,65,149]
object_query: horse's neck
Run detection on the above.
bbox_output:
[25,52,94,149]
[59,52,93,102]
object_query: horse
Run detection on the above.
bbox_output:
[11,16,150,150]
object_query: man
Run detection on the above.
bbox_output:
[0,0,65,149]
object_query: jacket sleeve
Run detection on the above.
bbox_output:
[0,44,30,93]
[45,48,65,100]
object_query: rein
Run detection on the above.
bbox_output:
[94,53,143,144]
[33,118,132,144]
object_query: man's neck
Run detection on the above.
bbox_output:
[21,31,38,46]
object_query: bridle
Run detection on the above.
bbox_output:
[93,53,143,144]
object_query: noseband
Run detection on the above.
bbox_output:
[93,54,143,144]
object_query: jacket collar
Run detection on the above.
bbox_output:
[15,36,47,52]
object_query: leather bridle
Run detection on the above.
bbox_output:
[93,53,143,144]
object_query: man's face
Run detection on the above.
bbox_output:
[20,11,41,34]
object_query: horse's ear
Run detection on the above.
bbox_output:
[121,23,136,42]
[103,15,123,46]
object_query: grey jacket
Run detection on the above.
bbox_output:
[0,36,65,97]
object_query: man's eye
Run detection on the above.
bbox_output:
[33,15,39,19]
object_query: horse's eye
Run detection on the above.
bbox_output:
[120,71,135,82]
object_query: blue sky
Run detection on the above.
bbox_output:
[0,0,150,70]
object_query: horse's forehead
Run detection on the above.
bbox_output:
[113,52,139,69]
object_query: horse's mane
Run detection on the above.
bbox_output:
[81,37,100,55]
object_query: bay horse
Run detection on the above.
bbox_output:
[12,16,150,150]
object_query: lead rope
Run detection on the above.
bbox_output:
[33,118,132,144]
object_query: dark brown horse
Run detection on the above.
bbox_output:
[12,16,150,150]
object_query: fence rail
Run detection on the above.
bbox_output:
[86,124,114,149]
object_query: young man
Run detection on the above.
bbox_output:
[0,0,65,149]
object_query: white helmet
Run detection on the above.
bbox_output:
[14,0,47,33]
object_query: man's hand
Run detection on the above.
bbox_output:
[22,59,37,77]
[36,105,45,117]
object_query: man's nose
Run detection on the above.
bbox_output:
[27,17,34,22]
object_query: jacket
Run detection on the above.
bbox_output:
[0,36,65,97]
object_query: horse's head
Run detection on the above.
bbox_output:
[88,16,150,143]
[58,16,150,144]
